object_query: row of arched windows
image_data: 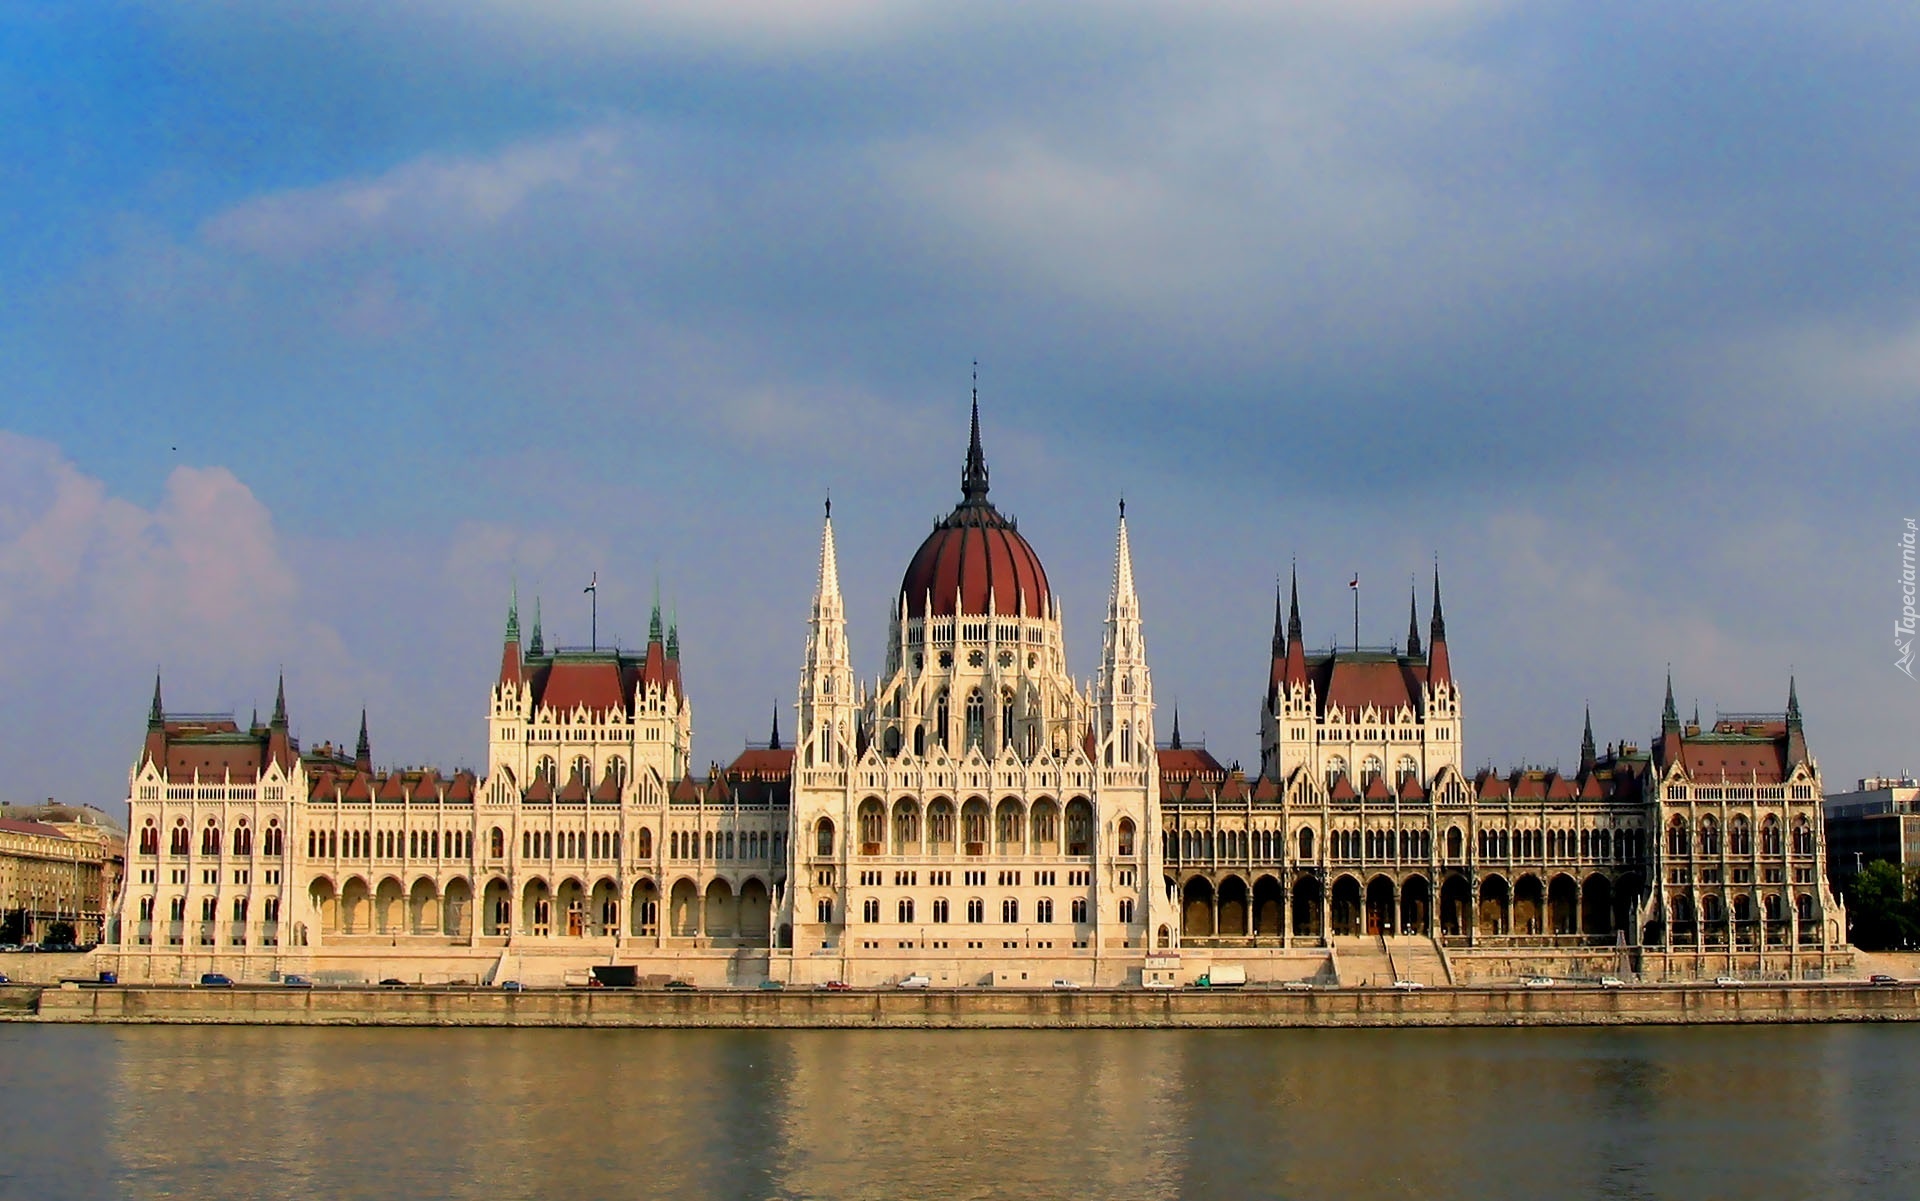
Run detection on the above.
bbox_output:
[840,798,1104,857]
[139,817,282,858]
[1668,815,1810,857]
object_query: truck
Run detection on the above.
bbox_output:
[1196,965,1246,989]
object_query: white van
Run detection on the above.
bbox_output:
[897,973,932,989]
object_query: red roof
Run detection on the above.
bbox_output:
[1329,774,1357,801]
[535,660,631,716]
[1157,746,1228,783]
[900,508,1050,619]
[1679,740,1788,783]
[1475,771,1509,800]
[727,748,795,780]
[1311,654,1428,718]
[0,818,67,840]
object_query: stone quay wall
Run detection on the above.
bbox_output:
[5,982,1918,1029]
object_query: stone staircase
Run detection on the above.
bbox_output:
[1384,935,1454,986]
[1331,936,1396,988]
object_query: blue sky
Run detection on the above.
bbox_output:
[2,1,1917,809]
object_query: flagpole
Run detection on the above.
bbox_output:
[1351,575,1359,651]
[586,572,598,651]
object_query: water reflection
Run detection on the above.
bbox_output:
[1,1025,1918,1201]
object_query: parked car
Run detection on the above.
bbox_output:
[1870,974,1901,986]
[1523,976,1554,989]
[1714,975,1743,987]
[820,980,852,991]
[500,980,524,991]
[198,973,234,988]
[282,975,313,988]
[1392,979,1425,991]
[664,979,696,991]
[756,979,785,990]
[96,971,118,985]
[896,973,932,989]
[0,972,11,984]
[1050,979,1081,990]
[1282,979,1315,991]
[1598,976,1627,989]
[378,978,408,988]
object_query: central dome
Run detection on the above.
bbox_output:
[899,402,1052,619]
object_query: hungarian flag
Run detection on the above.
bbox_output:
[1349,574,1359,590]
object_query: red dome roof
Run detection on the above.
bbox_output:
[899,401,1052,619]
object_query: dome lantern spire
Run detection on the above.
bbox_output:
[961,366,989,505]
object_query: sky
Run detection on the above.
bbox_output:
[2,1,1917,812]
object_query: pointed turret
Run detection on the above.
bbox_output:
[800,498,854,768]
[1426,569,1452,685]
[498,590,523,687]
[1405,583,1423,659]
[266,672,293,770]
[528,598,544,657]
[148,672,164,728]
[271,672,287,727]
[1785,675,1808,767]
[1662,670,1680,735]
[1098,501,1153,767]
[355,708,372,773]
[961,391,989,505]
[666,607,680,661]
[769,705,782,752]
[1279,566,1309,692]
[1170,707,1183,750]
[648,585,664,646]
[1580,704,1597,773]
[1270,580,1286,658]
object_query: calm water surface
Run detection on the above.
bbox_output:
[2,1023,1915,1200]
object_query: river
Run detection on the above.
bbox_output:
[1,1024,1913,1199]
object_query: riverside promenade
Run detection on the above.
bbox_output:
[6,981,1919,1028]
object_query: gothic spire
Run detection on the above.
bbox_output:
[648,583,664,645]
[271,672,287,727]
[1271,579,1286,656]
[1787,674,1802,726]
[1110,499,1136,613]
[1580,704,1597,772]
[149,672,164,727]
[355,708,371,771]
[1785,674,1808,766]
[1662,669,1680,734]
[666,601,680,660]
[769,705,782,751]
[1170,706,1183,750]
[1405,582,1423,659]
[961,383,989,505]
[529,597,544,656]
[1287,565,1303,645]
[817,498,843,605]
[505,584,520,644]
[1429,567,1447,643]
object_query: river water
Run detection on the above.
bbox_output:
[2,1023,1914,1200]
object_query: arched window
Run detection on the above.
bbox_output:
[1001,690,1016,749]
[1362,755,1383,786]
[1118,817,1136,857]
[1796,894,1814,922]
[139,821,159,856]
[928,800,955,846]
[935,692,950,750]
[1001,897,1020,923]
[965,689,986,750]
[490,827,505,858]
[1064,799,1094,856]
[571,755,592,787]
[893,802,920,853]
[1446,826,1463,859]
[1698,816,1720,856]
[263,821,282,857]
[1325,756,1347,791]
[914,725,926,757]
[537,756,557,784]
[817,897,834,924]
[201,822,221,857]
[233,822,252,857]
[816,818,835,857]
[1762,816,1783,855]
[898,898,915,923]
[170,821,189,856]
[1730,816,1751,856]
[1299,827,1315,860]
[1667,817,1690,856]
[636,827,652,858]
[1793,818,1814,856]
[608,756,627,791]
[1396,756,1418,785]
[858,799,885,851]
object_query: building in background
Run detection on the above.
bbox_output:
[1823,776,1920,888]
[0,801,122,945]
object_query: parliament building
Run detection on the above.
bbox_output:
[111,405,1848,986]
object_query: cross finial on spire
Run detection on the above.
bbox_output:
[962,372,989,504]
[1119,495,1126,520]
[824,491,831,521]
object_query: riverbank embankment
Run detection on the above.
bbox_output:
[5,981,1919,1028]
